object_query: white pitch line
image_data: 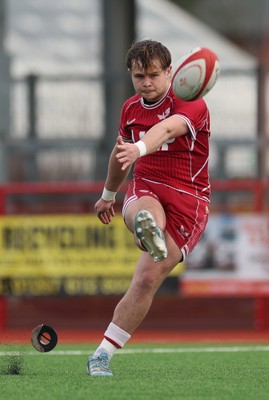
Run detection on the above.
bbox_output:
[1,346,269,356]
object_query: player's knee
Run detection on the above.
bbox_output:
[135,270,164,294]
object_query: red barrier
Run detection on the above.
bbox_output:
[0,179,268,331]
[0,179,267,214]
[0,296,7,329]
[211,179,268,212]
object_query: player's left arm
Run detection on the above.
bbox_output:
[116,115,189,171]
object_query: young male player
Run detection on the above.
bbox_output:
[88,39,210,376]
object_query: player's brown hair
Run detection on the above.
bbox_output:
[126,39,171,70]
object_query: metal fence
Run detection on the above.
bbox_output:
[8,74,104,181]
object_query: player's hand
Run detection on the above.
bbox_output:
[94,198,115,224]
[116,136,140,171]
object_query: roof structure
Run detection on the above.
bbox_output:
[5,0,257,77]
[137,0,257,70]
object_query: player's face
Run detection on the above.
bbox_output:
[129,60,171,102]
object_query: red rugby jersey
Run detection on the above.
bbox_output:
[119,85,211,202]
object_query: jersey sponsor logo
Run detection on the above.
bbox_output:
[157,107,170,120]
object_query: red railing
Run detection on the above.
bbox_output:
[0,179,267,214]
[211,179,268,212]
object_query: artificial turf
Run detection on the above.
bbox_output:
[1,343,269,400]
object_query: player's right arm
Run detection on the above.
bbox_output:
[94,137,131,225]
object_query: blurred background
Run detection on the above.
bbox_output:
[0,0,268,337]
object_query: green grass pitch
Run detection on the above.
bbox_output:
[1,343,269,400]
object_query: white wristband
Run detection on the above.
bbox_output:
[101,187,117,201]
[134,140,147,157]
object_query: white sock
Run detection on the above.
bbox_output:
[93,322,131,360]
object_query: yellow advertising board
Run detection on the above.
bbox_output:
[0,215,183,295]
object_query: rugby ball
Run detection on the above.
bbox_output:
[171,47,220,101]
